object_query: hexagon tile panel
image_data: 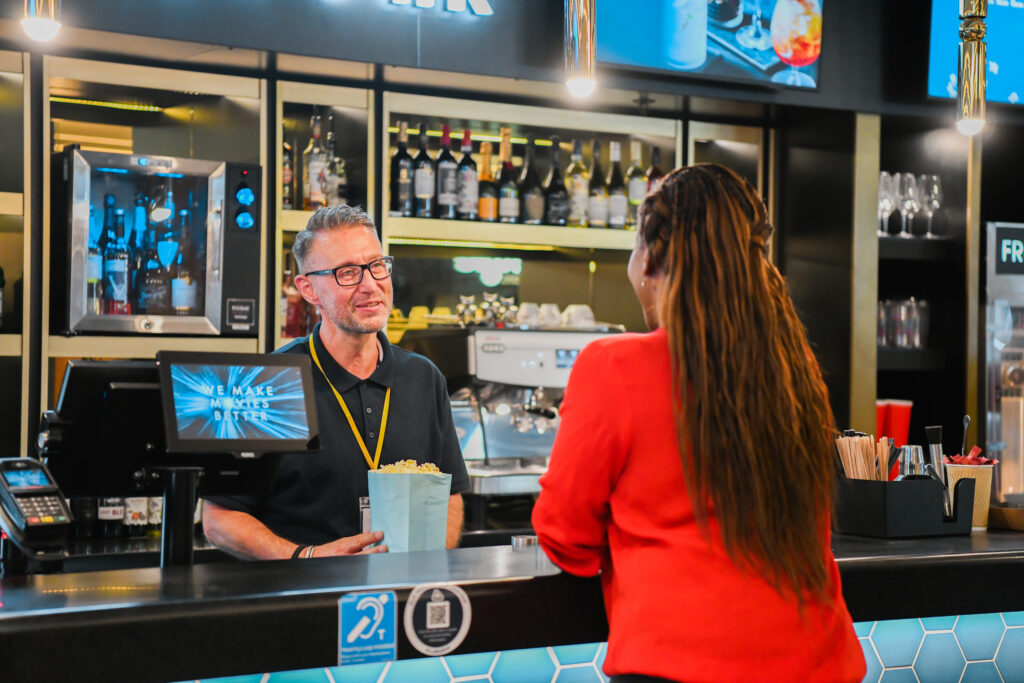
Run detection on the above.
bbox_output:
[190,613,1024,683]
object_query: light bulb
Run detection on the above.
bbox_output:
[566,77,596,98]
[21,17,60,42]
[956,118,985,136]
[150,207,172,223]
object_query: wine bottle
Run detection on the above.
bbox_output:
[171,210,197,316]
[519,136,545,225]
[607,141,628,229]
[497,127,520,224]
[543,136,570,226]
[587,140,608,229]
[565,139,589,227]
[647,147,665,190]
[477,142,498,223]
[282,140,294,210]
[626,140,648,229]
[456,129,478,221]
[97,497,125,539]
[87,203,103,317]
[302,115,329,210]
[103,209,131,315]
[136,224,170,315]
[435,124,458,219]
[324,118,342,208]
[390,121,415,217]
[413,124,436,218]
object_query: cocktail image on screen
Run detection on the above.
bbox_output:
[170,364,311,441]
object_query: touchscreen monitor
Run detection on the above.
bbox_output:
[158,351,319,456]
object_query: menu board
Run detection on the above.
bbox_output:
[596,0,823,89]
[929,0,1024,105]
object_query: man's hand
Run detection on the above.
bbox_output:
[312,531,388,557]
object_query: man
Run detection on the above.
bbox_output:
[204,205,469,559]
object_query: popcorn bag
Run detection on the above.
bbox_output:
[368,461,451,553]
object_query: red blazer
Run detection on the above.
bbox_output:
[533,329,865,682]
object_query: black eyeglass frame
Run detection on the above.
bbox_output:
[303,256,395,287]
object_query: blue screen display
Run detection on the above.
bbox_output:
[170,364,310,441]
[929,0,1024,105]
[596,0,823,89]
[4,469,51,489]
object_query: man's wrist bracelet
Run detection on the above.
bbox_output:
[291,544,309,559]
[305,545,316,559]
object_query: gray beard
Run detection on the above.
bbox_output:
[322,304,392,336]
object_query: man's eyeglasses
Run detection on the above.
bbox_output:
[304,256,394,287]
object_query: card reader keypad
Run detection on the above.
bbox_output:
[17,495,68,524]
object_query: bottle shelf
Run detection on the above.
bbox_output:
[382,216,636,252]
[0,192,23,217]
[877,347,945,372]
[47,335,258,359]
[282,210,314,233]
[0,334,21,357]
[878,235,960,262]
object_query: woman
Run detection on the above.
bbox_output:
[532,164,865,682]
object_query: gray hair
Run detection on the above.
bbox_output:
[292,205,379,273]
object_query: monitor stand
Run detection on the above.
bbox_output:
[155,467,204,568]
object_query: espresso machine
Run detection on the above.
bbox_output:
[401,326,621,542]
[985,222,1024,503]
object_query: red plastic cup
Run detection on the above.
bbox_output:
[876,400,889,440]
[887,399,913,448]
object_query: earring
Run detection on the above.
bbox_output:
[641,278,647,288]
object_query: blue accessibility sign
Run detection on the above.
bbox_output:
[339,591,397,666]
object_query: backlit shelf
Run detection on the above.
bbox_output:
[47,335,258,359]
[282,210,314,233]
[383,217,636,252]
[0,334,21,357]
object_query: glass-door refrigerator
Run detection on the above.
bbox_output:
[51,147,261,336]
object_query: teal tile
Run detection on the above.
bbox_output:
[552,644,600,666]
[1005,612,1024,627]
[596,643,609,683]
[861,638,882,683]
[197,677,266,683]
[855,621,875,638]
[492,648,556,683]
[962,661,1003,683]
[879,670,918,683]
[381,657,451,683]
[267,671,331,683]
[555,668,603,683]
[915,633,965,683]
[873,619,924,668]
[955,613,1006,661]
[443,651,497,678]
[997,627,1024,683]
[921,617,958,631]
[327,662,388,683]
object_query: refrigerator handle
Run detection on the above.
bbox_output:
[211,200,223,277]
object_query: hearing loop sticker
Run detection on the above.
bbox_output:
[403,583,472,656]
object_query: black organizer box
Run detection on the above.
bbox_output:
[833,476,975,538]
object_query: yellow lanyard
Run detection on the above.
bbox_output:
[309,336,391,470]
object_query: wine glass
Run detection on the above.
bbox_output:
[737,0,772,51]
[917,174,944,240]
[896,173,918,239]
[769,0,823,87]
[877,171,896,237]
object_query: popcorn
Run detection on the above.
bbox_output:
[378,460,441,474]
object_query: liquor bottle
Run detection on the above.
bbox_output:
[587,140,609,229]
[607,141,628,229]
[136,225,170,315]
[103,209,131,314]
[413,124,436,218]
[332,155,349,206]
[435,125,458,219]
[156,188,179,271]
[519,136,545,225]
[282,140,294,210]
[148,496,163,536]
[124,497,149,538]
[86,236,103,316]
[171,211,197,316]
[99,193,117,254]
[477,142,498,222]
[390,121,415,216]
[456,129,478,221]
[70,497,98,539]
[543,136,570,226]
[324,118,348,207]
[496,127,520,224]
[131,192,148,252]
[565,139,590,227]
[647,147,665,190]
[283,269,305,338]
[97,497,125,539]
[302,114,329,210]
[626,141,649,229]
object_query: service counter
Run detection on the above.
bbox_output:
[3,534,1024,682]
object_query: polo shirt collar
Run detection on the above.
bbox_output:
[310,322,396,392]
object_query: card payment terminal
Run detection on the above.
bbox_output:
[0,458,73,548]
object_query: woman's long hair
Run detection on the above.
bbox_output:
[640,163,836,600]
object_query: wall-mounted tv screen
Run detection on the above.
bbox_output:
[596,0,823,89]
[928,0,1023,105]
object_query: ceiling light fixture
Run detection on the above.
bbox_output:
[22,0,61,42]
[956,0,987,136]
[565,0,596,98]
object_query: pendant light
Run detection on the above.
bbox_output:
[565,0,596,98]
[956,0,987,136]
[22,0,61,42]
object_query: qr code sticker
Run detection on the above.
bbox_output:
[427,600,450,630]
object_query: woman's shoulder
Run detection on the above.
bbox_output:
[583,328,667,359]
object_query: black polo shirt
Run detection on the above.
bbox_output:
[205,324,470,546]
